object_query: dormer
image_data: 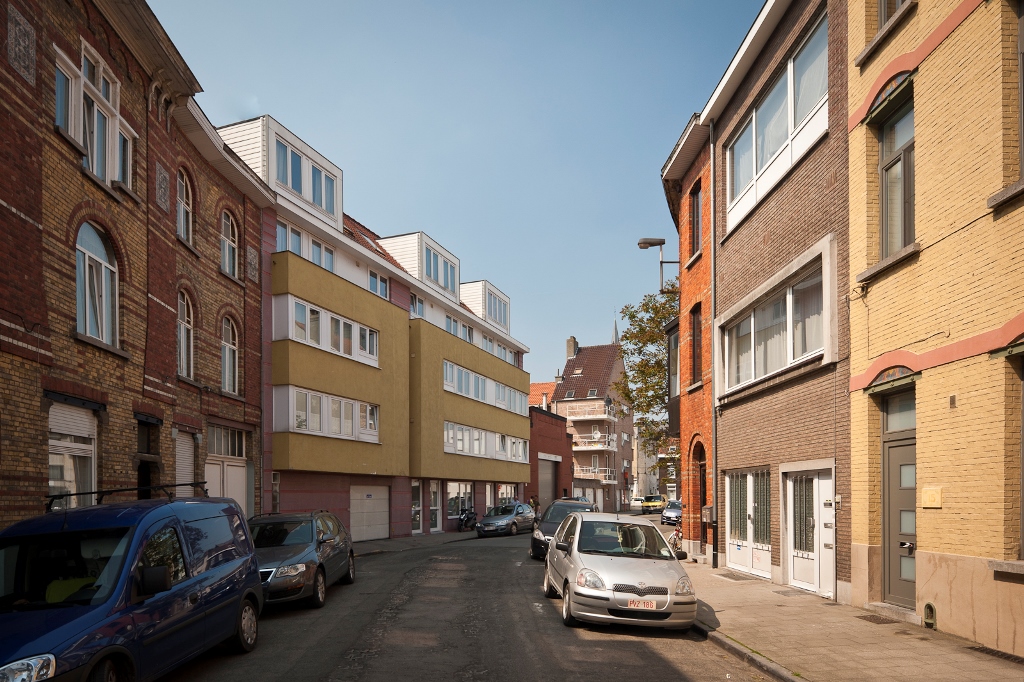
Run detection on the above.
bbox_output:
[460,280,510,333]
[377,232,459,303]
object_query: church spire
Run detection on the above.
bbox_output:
[612,317,620,344]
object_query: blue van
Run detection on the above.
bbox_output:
[0,497,263,681]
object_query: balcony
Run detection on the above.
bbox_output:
[565,405,616,422]
[575,466,617,484]
[572,434,617,452]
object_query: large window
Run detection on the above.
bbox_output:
[447,482,473,517]
[690,183,702,257]
[286,387,378,443]
[725,267,823,389]
[275,221,334,271]
[209,425,245,458]
[729,15,828,202]
[221,212,238,278]
[691,305,702,385]
[285,296,378,367]
[176,171,193,245]
[177,292,194,379]
[880,104,915,258]
[75,223,118,346]
[424,246,457,294]
[487,292,508,328]
[221,318,238,394]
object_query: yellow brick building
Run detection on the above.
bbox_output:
[847,0,1024,653]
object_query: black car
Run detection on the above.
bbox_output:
[249,511,354,608]
[529,499,597,560]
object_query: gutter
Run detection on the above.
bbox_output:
[709,118,719,569]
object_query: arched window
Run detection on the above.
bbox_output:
[177,291,193,378]
[75,222,118,346]
[176,170,193,244]
[221,317,238,393]
[221,211,238,278]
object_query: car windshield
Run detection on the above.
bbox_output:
[541,504,582,524]
[667,501,682,510]
[250,520,313,548]
[0,527,133,612]
[644,495,661,503]
[485,505,516,517]
[577,521,673,559]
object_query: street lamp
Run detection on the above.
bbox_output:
[637,237,679,291]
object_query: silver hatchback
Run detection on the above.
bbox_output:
[542,512,696,630]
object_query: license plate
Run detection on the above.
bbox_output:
[627,599,656,609]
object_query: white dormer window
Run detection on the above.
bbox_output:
[424,246,457,294]
[275,138,303,195]
[487,292,508,328]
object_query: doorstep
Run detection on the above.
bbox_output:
[865,601,922,626]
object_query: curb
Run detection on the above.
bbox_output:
[692,621,802,681]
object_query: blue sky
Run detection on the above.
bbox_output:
[149,0,763,380]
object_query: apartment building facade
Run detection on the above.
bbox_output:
[549,337,633,511]
[705,0,851,599]
[662,116,715,557]
[0,0,273,527]
[847,0,1024,652]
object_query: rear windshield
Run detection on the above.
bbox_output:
[643,495,662,502]
[0,527,133,611]
[250,520,312,548]
[577,521,672,559]
[541,504,586,524]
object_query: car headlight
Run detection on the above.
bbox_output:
[532,528,545,540]
[275,562,307,578]
[576,568,606,590]
[675,576,694,596]
[0,654,55,682]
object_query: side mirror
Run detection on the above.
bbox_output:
[675,550,688,561]
[319,533,336,545]
[139,566,171,598]
[555,541,570,552]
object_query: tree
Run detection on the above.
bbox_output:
[612,278,679,454]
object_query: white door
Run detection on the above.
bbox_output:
[351,485,390,541]
[175,434,194,498]
[205,456,248,516]
[787,470,835,597]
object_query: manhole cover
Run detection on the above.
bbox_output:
[967,646,1024,666]
[857,614,898,625]
[716,570,759,581]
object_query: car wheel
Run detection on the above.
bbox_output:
[509,523,518,536]
[340,552,355,585]
[309,567,327,609]
[231,598,259,653]
[561,583,578,627]
[87,659,118,682]
[542,566,557,598]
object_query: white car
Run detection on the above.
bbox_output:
[542,512,696,630]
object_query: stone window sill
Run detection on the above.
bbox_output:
[854,0,917,68]
[177,374,204,390]
[73,331,132,360]
[987,177,1024,210]
[113,180,142,205]
[219,268,245,288]
[55,124,88,156]
[684,251,702,270]
[989,560,1024,575]
[686,380,704,394]
[81,166,123,204]
[218,388,245,403]
[855,242,920,284]
[177,235,201,259]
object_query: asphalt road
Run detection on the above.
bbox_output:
[160,534,765,682]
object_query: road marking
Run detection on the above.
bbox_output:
[532,603,544,612]
[515,561,522,567]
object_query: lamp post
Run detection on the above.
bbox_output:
[637,237,679,291]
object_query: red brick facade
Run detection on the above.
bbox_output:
[526,406,574,510]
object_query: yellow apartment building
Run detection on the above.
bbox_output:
[847,0,1024,653]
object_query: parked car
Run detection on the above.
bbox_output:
[661,500,683,526]
[630,497,644,511]
[541,512,695,630]
[249,511,354,608]
[641,494,668,514]
[476,503,535,537]
[530,499,597,560]
[0,497,263,682]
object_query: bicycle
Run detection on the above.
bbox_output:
[667,520,684,552]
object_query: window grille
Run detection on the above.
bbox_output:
[753,470,771,546]
[792,475,815,553]
[729,473,747,541]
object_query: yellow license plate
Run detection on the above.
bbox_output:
[627,599,656,609]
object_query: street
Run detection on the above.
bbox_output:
[161,533,764,682]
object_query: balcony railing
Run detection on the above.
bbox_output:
[575,466,617,484]
[572,434,617,451]
[564,405,616,422]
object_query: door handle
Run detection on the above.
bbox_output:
[898,541,915,551]
[188,592,199,605]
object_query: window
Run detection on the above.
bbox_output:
[311,240,322,267]
[176,171,193,244]
[668,330,679,398]
[290,227,301,256]
[443,360,456,387]
[690,183,702,256]
[324,247,334,272]
[587,389,598,398]
[752,470,771,546]
[445,316,458,336]
[447,482,473,517]
[286,297,377,366]
[691,305,702,385]
[496,434,507,454]
[325,176,335,215]
[370,271,389,300]
[482,335,494,353]
[879,0,908,26]
[883,391,916,433]
[221,212,238,278]
[725,266,823,389]
[276,222,287,252]
[290,149,302,193]
[880,104,915,258]
[311,165,323,208]
[275,140,288,185]
[55,66,70,130]
[410,294,424,318]
[177,292,194,379]
[221,318,238,394]
[487,292,508,327]
[565,390,575,399]
[792,474,814,553]
[293,301,307,341]
[729,16,828,202]
[75,222,118,345]
[729,473,748,541]
[460,324,473,344]
[117,133,131,187]
[295,391,308,430]
[209,425,245,458]
[424,246,457,294]
[141,526,187,585]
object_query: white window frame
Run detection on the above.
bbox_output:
[221,317,239,394]
[284,386,378,443]
[284,295,379,368]
[177,291,194,379]
[369,271,389,300]
[221,212,238,278]
[75,222,118,346]
[176,170,193,244]
[208,425,245,458]
[486,292,509,329]
[410,294,425,318]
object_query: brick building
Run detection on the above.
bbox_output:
[524,405,573,511]
[661,115,715,558]
[0,0,274,526]
[847,0,1024,652]
[700,0,851,598]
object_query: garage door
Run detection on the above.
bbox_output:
[350,485,390,541]
[539,460,557,511]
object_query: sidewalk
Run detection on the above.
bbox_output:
[352,530,478,557]
[687,562,1024,681]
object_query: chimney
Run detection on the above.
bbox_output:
[541,392,549,411]
[566,336,578,359]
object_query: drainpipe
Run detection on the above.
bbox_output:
[709,118,719,569]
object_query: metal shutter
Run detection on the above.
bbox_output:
[175,435,194,498]
[539,460,557,510]
[48,403,96,438]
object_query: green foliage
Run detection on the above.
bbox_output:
[612,279,678,453]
